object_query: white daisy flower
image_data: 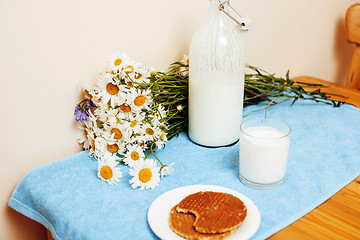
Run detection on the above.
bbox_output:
[128,88,152,112]
[155,132,168,149]
[128,63,153,84]
[129,134,147,147]
[123,60,137,76]
[131,65,146,83]
[129,159,160,190]
[123,112,145,135]
[157,104,167,118]
[108,52,130,75]
[94,136,126,158]
[181,54,189,65]
[104,108,120,126]
[97,154,122,185]
[151,104,167,125]
[92,136,104,158]
[93,103,109,122]
[138,66,154,84]
[81,82,96,101]
[76,114,97,148]
[180,54,189,76]
[87,107,100,127]
[142,123,161,142]
[123,144,145,167]
[76,125,91,149]
[103,122,129,143]
[77,116,100,153]
[94,72,124,108]
[117,102,133,119]
[124,77,136,89]
[160,162,174,178]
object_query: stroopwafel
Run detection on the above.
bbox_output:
[169,205,234,240]
[168,191,247,239]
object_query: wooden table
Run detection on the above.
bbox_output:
[268,77,360,240]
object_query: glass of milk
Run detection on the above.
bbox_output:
[239,118,291,189]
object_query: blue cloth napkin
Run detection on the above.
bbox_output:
[8,99,360,240]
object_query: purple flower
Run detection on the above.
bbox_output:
[86,100,95,108]
[74,105,81,115]
[74,100,93,122]
[75,110,88,122]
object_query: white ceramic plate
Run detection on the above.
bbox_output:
[147,185,261,240]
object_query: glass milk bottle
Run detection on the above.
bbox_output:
[188,0,246,147]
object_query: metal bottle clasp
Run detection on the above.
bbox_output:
[217,0,252,31]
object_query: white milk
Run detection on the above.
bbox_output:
[239,126,290,184]
[188,72,244,146]
[188,0,245,147]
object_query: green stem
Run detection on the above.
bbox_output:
[265,97,280,118]
[149,143,164,167]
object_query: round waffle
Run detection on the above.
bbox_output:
[169,205,234,240]
[176,191,247,234]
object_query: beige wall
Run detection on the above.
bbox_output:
[0,0,357,239]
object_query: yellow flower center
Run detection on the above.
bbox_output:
[139,168,152,183]
[100,166,113,180]
[111,128,122,139]
[119,104,131,113]
[107,143,119,153]
[114,58,122,66]
[146,128,154,135]
[127,81,134,88]
[106,83,119,95]
[135,73,142,79]
[131,151,140,160]
[160,133,166,141]
[91,140,95,150]
[130,120,137,128]
[125,65,134,73]
[134,95,146,106]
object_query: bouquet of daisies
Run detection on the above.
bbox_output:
[75,51,342,190]
[74,52,174,190]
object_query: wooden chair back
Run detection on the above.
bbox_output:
[346,3,360,90]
